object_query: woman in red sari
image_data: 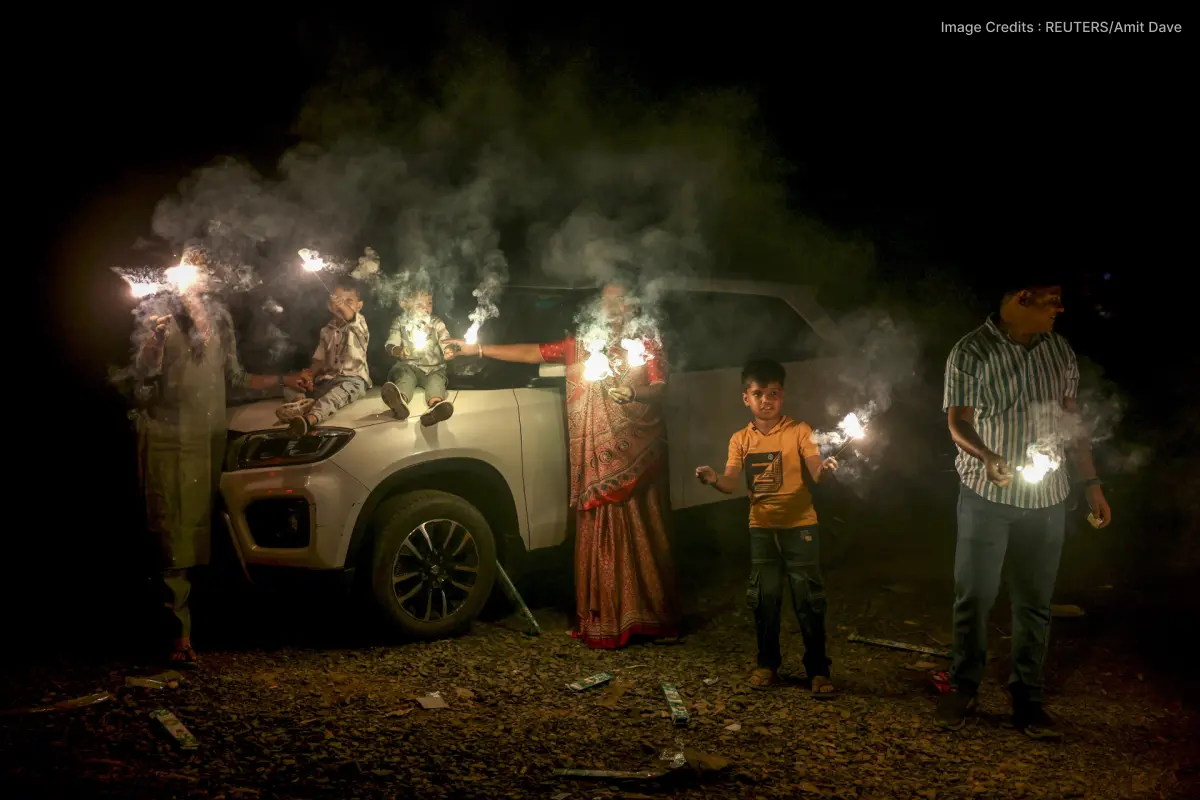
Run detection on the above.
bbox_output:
[446,283,681,648]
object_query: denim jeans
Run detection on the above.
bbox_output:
[386,362,448,403]
[747,526,831,676]
[951,485,1066,703]
[285,376,368,423]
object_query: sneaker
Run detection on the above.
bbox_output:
[287,416,310,439]
[1012,702,1063,740]
[420,400,454,427]
[935,689,977,730]
[275,399,314,423]
[381,382,410,421]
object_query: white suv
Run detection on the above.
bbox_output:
[220,278,848,638]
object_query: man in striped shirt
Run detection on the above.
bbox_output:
[939,277,1112,739]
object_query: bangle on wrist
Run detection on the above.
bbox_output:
[1083,477,1102,487]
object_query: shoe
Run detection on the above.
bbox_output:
[935,689,977,730]
[287,416,310,439]
[1012,702,1063,740]
[275,398,314,422]
[420,400,454,427]
[381,382,410,420]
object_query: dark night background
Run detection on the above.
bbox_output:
[13,10,1193,659]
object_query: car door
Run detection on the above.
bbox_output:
[657,290,839,509]
[505,288,581,552]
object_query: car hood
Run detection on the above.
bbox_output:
[226,389,457,433]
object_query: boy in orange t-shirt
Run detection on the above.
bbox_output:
[695,359,841,697]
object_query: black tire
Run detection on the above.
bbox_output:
[369,490,497,639]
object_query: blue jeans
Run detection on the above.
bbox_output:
[286,376,367,423]
[747,526,831,676]
[386,362,447,403]
[951,485,1065,703]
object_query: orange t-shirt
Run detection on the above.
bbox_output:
[726,416,820,529]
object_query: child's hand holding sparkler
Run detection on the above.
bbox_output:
[390,345,410,360]
[821,456,840,473]
[442,341,459,360]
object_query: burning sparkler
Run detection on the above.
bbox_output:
[164,262,200,293]
[464,322,480,346]
[1015,444,1060,484]
[298,249,332,293]
[831,412,868,458]
[115,267,164,299]
[583,339,613,382]
[621,338,648,368]
[410,327,429,351]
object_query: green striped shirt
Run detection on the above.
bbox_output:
[943,314,1079,509]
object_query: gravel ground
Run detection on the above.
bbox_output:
[1,540,1196,799]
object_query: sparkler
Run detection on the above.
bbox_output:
[831,412,867,458]
[1015,445,1060,484]
[164,262,200,293]
[464,321,480,346]
[298,249,332,293]
[582,339,613,382]
[116,267,163,299]
[620,338,648,367]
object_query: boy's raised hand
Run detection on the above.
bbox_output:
[821,457,840,472]
[695,465,718,485]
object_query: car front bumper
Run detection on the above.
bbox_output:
[219,458,369,570]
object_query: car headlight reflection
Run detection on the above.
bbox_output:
[231,428,354,471]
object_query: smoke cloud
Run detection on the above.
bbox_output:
[811,309,922,484]
[111,40,873,387]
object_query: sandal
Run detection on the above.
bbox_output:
[749,668,782,689]
[810,675,837,699]
[169,644,199,668]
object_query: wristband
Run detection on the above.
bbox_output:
[1083,477,1102,487]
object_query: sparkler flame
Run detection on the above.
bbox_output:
[127,280,159,298]
[839,412,866,440]
[621,338,648,367]
[164,263,199,292]
[1016,446,1060,484]
[583,340,613,382]
[299,249,326,272]
[464,322,480,346]
[411,328,429,350]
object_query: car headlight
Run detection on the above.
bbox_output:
[229,428,355,471]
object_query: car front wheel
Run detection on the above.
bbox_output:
[369,490,497,639]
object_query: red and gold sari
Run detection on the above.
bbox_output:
[538,336,681,648]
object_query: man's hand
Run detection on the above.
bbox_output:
[821,456,840,472]
[695,465,718,485]
[283,373,308,392]
[607,386,635,404]
[1086,484,1112,528]
[985,453,1013,487]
